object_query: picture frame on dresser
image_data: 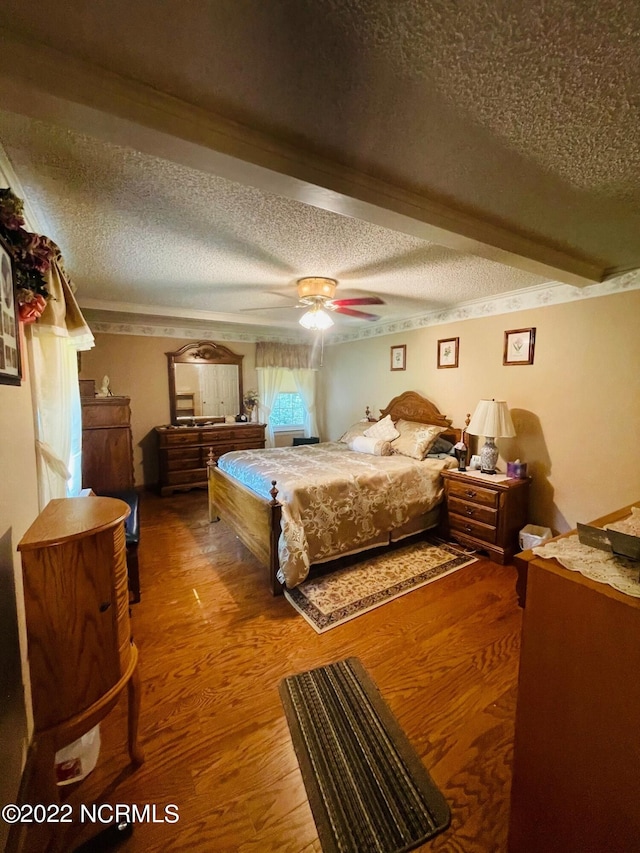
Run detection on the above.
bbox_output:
[0,235,21,385]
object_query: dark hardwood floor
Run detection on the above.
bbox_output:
[60,489,522,853]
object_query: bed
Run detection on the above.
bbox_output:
[207,391,468,594]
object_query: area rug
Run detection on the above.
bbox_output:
[284,538,477,632]
[279,657,450,853]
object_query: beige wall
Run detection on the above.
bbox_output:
[0,332,38,848]
[322,289,640,534]
[79,290,640,531]
[80,335,259,486]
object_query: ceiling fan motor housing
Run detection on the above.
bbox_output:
[297,277,337,302]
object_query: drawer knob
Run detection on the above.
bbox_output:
[465,489,477,498]
[464,524,473,533]
[99,601,112,613]
[465,507,475,516]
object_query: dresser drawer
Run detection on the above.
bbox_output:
[233,426,264,441]
[447,480,500,508]
[205,426,264,442]
[448,496,498,526]
[166,449,201,470]
[82,399,131,428]
[450,514,497,544]
[166,468,207,486]
[163,430,199,446]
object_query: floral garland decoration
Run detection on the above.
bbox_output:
[0,188,58,323]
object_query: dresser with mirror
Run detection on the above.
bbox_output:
[156,341,266,496]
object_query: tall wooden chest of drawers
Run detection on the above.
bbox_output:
[440,469,530,564]
[156,423,266,496]
[81,395,134,492]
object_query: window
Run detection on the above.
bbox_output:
[270,392,305,429]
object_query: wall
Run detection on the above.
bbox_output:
[322,289,640,534]
[0,330,38,851]
[80,335,258,487]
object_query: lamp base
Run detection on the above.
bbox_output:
[480,437,498,474]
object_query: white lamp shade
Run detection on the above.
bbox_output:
[299,306,334,330]
[466,399,515,438]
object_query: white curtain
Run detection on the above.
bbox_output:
[28,334,81,504]
[291,368,318,437]
[257,367,287,447]
[28,260,94,507]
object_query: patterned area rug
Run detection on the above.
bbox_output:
[279,657,451,853]
[284,538,477,632]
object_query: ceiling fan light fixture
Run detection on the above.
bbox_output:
[299,305,334,330]
[297,277,337,300]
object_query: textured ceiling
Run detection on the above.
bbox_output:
[0,0,638,334]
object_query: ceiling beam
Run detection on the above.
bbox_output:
[0,28,604,287]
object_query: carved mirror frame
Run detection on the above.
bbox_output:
[166,341,244,425]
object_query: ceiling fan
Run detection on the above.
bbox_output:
[290,277,385,329]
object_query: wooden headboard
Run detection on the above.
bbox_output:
[378,391,469,445]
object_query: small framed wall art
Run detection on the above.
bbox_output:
[437,337,459,369]
[390,344,406,371]
[0,236,22,386]
[504,327,536,366]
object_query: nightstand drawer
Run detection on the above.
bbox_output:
[448,496,498,526]
[447,480,500,508]
[450,514,497,544]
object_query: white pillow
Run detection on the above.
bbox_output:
[363,414,400,441]
[348,435,392,456]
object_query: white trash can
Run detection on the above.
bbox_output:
[519,524,552,551]
[55,724,101,785]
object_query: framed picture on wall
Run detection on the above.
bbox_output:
[504,327,536,365]
[437,337,459,368]
[0,236,22,386]
[390,344,406,371]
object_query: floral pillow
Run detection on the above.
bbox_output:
[391,420,447,460]
[338,420,371,443]
[363,414,400,442]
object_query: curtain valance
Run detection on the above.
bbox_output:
[256,342,318,370]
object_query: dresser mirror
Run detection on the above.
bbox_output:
[167,341,244,425]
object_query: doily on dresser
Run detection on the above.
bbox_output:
[532,534,640,598]
[605,506,640,536]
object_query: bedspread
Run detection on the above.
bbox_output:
[217,442,456,588]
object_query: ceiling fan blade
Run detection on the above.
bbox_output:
[333,306,380,321]
[239,303,303,311]
[331,297,385,306]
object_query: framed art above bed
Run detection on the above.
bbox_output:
[207,391,469,595]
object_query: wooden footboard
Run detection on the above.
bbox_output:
[208,461,283,595]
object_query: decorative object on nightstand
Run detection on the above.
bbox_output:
[453,440,467,471]
[466,399,516,474]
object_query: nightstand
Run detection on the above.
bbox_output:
[440,469,530,564]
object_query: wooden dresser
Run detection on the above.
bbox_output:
[81,395,134,492]
[508,501,640,853]
[440,469,530,563]
[156,422,266,496]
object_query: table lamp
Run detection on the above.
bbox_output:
[466,399,515,474]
